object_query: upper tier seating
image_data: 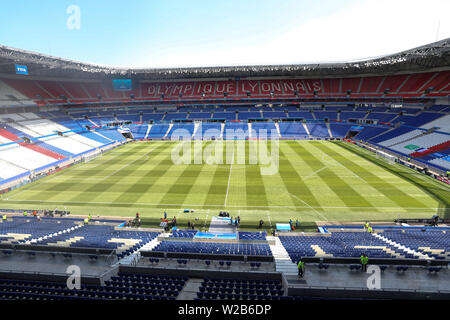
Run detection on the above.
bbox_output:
[288,112,314,120]
[313,111,338,120]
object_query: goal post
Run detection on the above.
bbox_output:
[82,149,103,163]
[375,149,397,165]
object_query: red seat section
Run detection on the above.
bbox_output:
[341,77,361,93]
[410,140,450,157]
[398,72,435,93]
[0,128,64,160]
[82,82,107,99]
[0,70,448,103]
[19,142,65,160]
[37,81,69,99]
[381,74,409,93]
[2,78,53,99]
[0,128,20,141]
[425,70,450,92]
[60,82,90,99]
[359,76,384,93]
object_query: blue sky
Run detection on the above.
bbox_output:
[0,0,449,68]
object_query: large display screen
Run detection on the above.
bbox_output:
[112,79,132,91]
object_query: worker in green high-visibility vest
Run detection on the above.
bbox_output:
[360,254,368,272]
[297,259,305,278]
[23,211,28,217]
[2,215,6,222]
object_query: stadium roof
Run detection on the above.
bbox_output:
[0,38,449,80]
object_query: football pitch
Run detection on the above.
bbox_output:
[1,140,449,230]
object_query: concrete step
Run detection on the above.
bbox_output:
[177,278,202,300]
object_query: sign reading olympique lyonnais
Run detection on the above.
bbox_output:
[141,79,322,97]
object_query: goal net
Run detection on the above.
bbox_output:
[375,149,396,165]
[83,149,102,163]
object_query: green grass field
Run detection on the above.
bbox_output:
[1,140,448,230]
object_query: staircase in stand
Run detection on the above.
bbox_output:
[326,122,333,138]
[267,236,298,276]
[302,123,311,138]
[163,123,173,139]
[371,233,432,260]
[117,233,165,266]
[144,124,152,139]
[274,122,281,138]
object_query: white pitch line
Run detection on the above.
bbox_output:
[288,192,329,222]
[203,209,209,230]
[0,198,442,211]
[302,166,327,180]
[97,144,160,181]
[267,212,273,230]
[224,145,235,208]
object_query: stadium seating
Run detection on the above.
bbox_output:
[224,123,249,140]
[37,224,160,258]
[251,122,277,138]
[193,123,222,139]
[329,124,353,137]
[0,217,76,244]
[278,122,309,138]
[170,229,198,238]
[279,232,416,261]
[307,123,329,138]
[145,123,169,138]
[238,231,267,241]
[196,277,284,300]
[152,241,272,256]
[0,273,186,300]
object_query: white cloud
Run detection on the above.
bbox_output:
[129,0,450,68]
